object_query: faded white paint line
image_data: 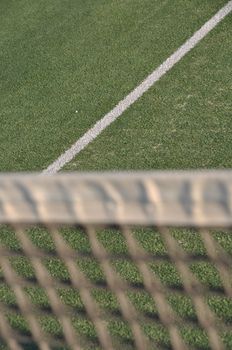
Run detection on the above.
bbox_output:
[43,1,232,174]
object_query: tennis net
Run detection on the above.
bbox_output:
[0,171,231,350]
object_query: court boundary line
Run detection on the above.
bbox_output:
[43,0,232,174]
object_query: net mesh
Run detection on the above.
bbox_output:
[0,171,232,350]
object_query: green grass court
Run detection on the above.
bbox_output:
[0,0,232,348]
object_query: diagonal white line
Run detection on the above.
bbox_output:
[43,1,232,174]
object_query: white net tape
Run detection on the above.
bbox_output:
[0,171,232,226]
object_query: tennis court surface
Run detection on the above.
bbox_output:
[1,1,232,349]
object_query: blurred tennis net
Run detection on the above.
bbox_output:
[0,171,232,350]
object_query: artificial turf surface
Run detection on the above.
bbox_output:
[1,0,232,348]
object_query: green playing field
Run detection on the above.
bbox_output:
[0,1,232,349]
